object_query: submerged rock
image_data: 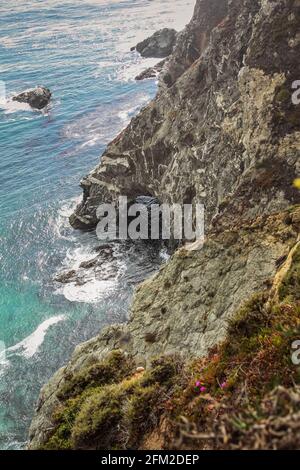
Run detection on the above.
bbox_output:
[54,270,76,284]
[12,86,51,110]
[135,59,166,81]
[131,28,177,58]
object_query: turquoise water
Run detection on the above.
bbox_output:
[0,0,194,449]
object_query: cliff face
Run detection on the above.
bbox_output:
[29,0,300,449]
[70,0,299,231]
[29,208,300,450]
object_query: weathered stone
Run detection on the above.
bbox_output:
[70,0,300,232]
[79,258,98,270]
[28,208,300,448]
[132,29,177,58]
[12,86,51,110]
[54,270,76,284]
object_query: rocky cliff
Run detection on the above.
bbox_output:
[29,0,300,449]
[70,0,299,232]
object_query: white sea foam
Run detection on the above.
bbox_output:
[62,279,116,303]
[49,196,81,241]
[159,249,171,262]
[62,92,150,153]
[116,57,160,83]
[0,342,8,374]
[56,240,127,304]
[0,97,32,114]
[7,315,65,359]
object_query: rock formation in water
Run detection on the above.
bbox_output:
[135,59,166,81]
[131,28,178,58]
[13,86,51,110]
[29,0,300,450]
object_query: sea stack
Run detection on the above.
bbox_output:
[12,86,51,110]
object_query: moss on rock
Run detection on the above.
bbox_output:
[41,355,182,450]
[57,350,134,401]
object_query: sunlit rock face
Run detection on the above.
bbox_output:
[70,0,300,233]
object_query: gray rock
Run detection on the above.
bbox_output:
[131,28,177,58]
[70,0,300,232]
[12,86,51,110]
[135,59,166,81]
[54,270,76,284]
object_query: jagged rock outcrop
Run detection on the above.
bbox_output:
[12,86,51,110]
[69,0,300,231]
[131,28,177,58]
[29,0,300,449]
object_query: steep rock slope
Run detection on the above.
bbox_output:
[70,0,300,231]
[29,0,300,449]
[29,207,300,449]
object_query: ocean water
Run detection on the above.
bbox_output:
[0,0,195,450]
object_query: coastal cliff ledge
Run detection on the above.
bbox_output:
[29,0,300,450]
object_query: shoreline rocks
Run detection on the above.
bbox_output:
[131,28,177,58]
[12,86,51,110]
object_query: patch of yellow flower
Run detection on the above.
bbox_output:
[293,179,300,190]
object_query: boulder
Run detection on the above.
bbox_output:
[131,28,177,58]
[12,86,51,110]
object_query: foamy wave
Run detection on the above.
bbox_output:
[62,279,116,303]
[117,57,160,83]
[0,97,32,114]
[7,315,65,359]
[62,244,97,270]
[48,197,81,241]
[62,92,151,152]
[56,242,126,304]
[0,345,9,376]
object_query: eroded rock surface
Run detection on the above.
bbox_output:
[12,86,51,110]
[131,28,177,58]
[70,0,300,231]
[28,207,300,448]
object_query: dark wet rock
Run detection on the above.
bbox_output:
[79,258,98,270]
[135,60,166,81]
[134,196,160,207]
[94,244,114,254]
[131,28,177,58]
[55,243,118,287]
[12,86,51,110]
[55,270,76,284]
